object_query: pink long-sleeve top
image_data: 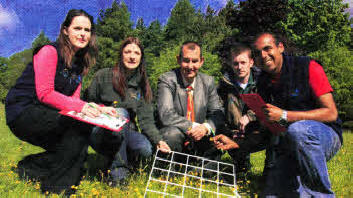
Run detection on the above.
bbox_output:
[33,45,86,112]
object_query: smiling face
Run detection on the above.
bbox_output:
[178,45,204,83]
[254,33,284,75]
[122,43,142,70]
[64,15,91,52]
[231,51,253,83]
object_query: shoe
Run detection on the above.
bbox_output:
[107,167,131,187]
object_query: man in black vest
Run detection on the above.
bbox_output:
[213,32,342,197]
[254,32,343,197]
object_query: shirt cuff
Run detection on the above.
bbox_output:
[202,123,214,136]
[191,122,201,129]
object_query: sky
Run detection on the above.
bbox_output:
[0,0,229,57]
[0,0,352,58]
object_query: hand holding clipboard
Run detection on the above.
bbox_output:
[240,94,286,135]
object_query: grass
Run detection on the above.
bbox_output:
[0,102,352,197]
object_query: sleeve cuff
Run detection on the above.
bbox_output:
[203,123,215,136]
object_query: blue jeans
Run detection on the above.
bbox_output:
[89,108,152,180]
[262,120,341,197]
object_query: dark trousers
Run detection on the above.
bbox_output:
[89,126,152,171]
[9,104,91,195]
[227,122,270,172]
[161,126,222,161]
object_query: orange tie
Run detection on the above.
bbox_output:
[186,86,195,122]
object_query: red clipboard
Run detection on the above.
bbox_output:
[240,94,286,135]
[59,110,129,133]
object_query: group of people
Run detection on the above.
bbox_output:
[5,9,342,197]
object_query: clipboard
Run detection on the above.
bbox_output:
[59,110,129,133]
[240,93,286,135]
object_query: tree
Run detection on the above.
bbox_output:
[96,0,133,42]
[144,20,164,56]
[0,49,33,102]
[31,30,51,50]
[310,47,353,120]
[133,17,147,46]
[218,0,238,30]
[0,57,8,73]
[0,57,9,102]
[236,0,288,36]
[135,17,146,32]
[164,0,198,44]
[280,0,352,54]
[200,5,232,52]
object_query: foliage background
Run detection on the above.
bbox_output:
[0,0,353,196]
[1,0,352,123]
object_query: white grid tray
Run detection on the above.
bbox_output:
[144,149,240,197]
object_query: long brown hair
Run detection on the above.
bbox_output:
[112,37,153,103]
[57,9,98,75]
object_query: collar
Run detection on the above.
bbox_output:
[181,74,195,89]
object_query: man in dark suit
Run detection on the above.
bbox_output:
[157,41,224,159]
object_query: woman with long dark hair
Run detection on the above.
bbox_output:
[85,37,170,186]
[5,9,114,194]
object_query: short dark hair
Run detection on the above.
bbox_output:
[179,41,202,60]
[253,32,283,46]
[230,43,253,60]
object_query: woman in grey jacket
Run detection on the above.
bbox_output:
[85,37,170,186]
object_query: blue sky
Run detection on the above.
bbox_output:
[0,0,230,57]
[1,0,352,58]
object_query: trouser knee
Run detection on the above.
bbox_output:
[161,127,185,152]
[286,121,308,146]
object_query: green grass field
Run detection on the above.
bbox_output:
[0,102,352,197]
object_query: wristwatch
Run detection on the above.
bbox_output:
[278,110,288,127]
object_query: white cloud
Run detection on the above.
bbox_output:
[0,4,20,34]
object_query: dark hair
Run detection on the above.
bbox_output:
[58,9,97,75]
[112,37,153,103]
[230,43,253,59]
[252,32,301,56]
[254,32,283,46]
[178,41,203,60]
[217,36,253,74]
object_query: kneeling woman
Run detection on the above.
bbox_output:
[5,9,113,194]
[85,37,170,186]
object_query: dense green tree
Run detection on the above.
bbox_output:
[96,0,133,42]
[280,0,352,54]
[143,20,165,56]
[31,30,51,50]
[0,57,8,72]
[200,5,232,52]
[164,0,198,44]
[0,50,33,102]
[218,0,288,38]
[82,36,121,90]
[134,17,146,39]
[135,17,146,32]
[218,0,238,30]
[0,57,9,102]
[235,0,288,36]
[310,47,353,120]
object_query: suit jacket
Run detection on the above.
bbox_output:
[157,68,224,133]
